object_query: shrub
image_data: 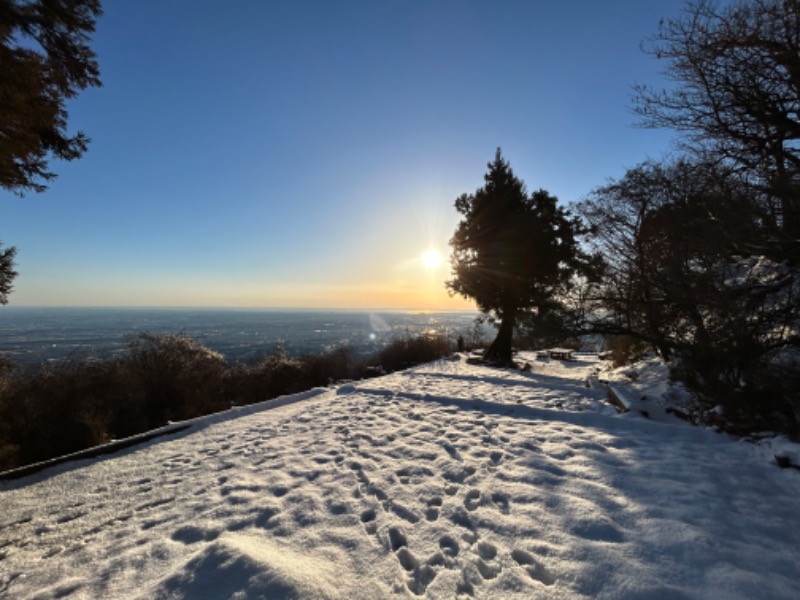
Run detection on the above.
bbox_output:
[0,357,119,469]
[606,335,649,367]
[0,331,452,473]
[225,351,305,406]
[457,319,490,352]
[225,346,360,407]
[122,333,229,428]
[674,348,800,439]
[299,346,357,387]
[375,333,452,373]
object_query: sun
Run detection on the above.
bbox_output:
[422,249,442,270]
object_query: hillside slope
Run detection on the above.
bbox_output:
[2,354,799,599]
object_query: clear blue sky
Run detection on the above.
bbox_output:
[1,0,683,309]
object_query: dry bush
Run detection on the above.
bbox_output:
[0,357,119,469]
[0,355,22,470]
[122,333,229,428]
[225,351,305,406]
[606,335,649,367]
[0,331,455,473]
[375,333,452,373]
[300,346,357,386]
[224,346,359,406]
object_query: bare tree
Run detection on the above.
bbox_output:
[579,159,800,435]
[634,0,800,242]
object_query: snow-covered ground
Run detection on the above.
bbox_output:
[2,354,799,599]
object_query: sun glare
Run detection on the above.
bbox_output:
[422,249,442,270]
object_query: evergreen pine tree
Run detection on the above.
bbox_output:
[447,149,593,364]
[1,0,102,196]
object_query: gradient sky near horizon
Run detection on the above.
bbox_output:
[1,0,685,310]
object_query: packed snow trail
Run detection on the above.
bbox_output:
[2,355,799,599]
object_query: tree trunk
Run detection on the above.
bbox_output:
[484,307,517,366]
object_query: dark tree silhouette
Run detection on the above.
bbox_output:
[0,243,16,304]
[1,0,102,196]
[579,159,800,435]
[1,0,101,304]
[447,149,594,365]
[634,0,800,244]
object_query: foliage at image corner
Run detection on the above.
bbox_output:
[576,0,800,438]
[0,0,103,196]
[1,0,104,306]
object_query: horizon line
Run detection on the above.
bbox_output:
[1,305,479,313]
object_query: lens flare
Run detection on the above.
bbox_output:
[422,249,442,270]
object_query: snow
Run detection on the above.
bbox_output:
[601,357,695,424]
[2,354,799,599]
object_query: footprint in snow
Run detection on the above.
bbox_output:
[490,491,511,513]
[439,441,461,460]
[476,557,501,580]
[56,512,86,525]
[406,564,437,596]
[396,547,417,571]
[449,506,475,531]
[476,541,497,560]
[443,465,476,486]
[425,497,442,522]
[270,485,290,498]
[570,519,624,543]
[171,525,220,545]
[511,548,555,586]
[438,535,459,557]
[387,501,420,524]
[359,508,377,535]
[464,489,481,511]
[326,500,348,516]
[388,526,408,551]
